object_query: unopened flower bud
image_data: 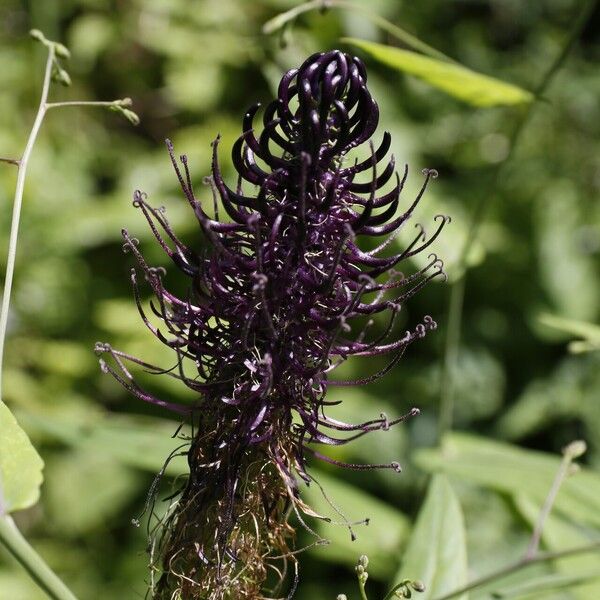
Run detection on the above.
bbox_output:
[52,66,71,87]
[122,109,140,126]
[563,440,587,460]
[29,29,45,42]
[54,43,70,59]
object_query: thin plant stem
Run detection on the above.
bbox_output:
[430,541,600,600]
[0,157,20,166]
[0,516,78,600]
[524,442,584,560]
[382,585,402,600]
[0,44,55,396]
[436,0,598,440]
[0,35,135,600]
[358,579,369,600]
[436,276,464,442]
[382,581,414,600]
[263,0,452,62]
[46,100,122,109]
[0,43,80,600]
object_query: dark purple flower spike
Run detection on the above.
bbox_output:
[98,49,447,599]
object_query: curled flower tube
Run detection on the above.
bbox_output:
[98,49,447,600]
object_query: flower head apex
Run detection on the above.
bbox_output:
[98,49,447,600]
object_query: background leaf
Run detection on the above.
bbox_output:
[537,313,600,353]
[0,401,44,514]
[18,410,188,477]
[342,38,533,106]
[393,474,468,599]
[415,434,600,528]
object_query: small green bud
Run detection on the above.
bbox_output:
[54,43,71,60]
[110,102,140,125]
[29,29,46,42]
[411,580,426,593]
[356,554,369,569]
[122,109,140,126]
[563,440,587,460]
[52,66,71,87]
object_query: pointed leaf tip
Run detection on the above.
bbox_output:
[343,38,533,107]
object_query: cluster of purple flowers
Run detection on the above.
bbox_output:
[98,50,446,599]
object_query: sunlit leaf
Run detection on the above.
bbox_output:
[415,433,600,528]
[393,474,468,599]
[0,401,44,514]
[343,38,533,107]
[45,450,142,535]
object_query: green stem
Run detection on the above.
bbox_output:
[437,0,598,440]
[0,45,54,396]
[381,582,406,600]
[524,442,584,560]
[430,541,600,600]
[0,42,80,600]
[436,276,464,442]
[0,516,78,600]
[358,579,369,600]
[0,157,20,166]
[46,100,121,109]
[263,0,452,62]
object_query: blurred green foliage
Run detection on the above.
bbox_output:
[1,0,599,598]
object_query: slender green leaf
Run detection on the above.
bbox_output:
[18,410,188,477]
[343,38,533,107]
[0,401,44,514]
[415,433,600,528]
[393,474,468,599]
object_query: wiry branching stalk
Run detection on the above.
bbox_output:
[0,30,138,600]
